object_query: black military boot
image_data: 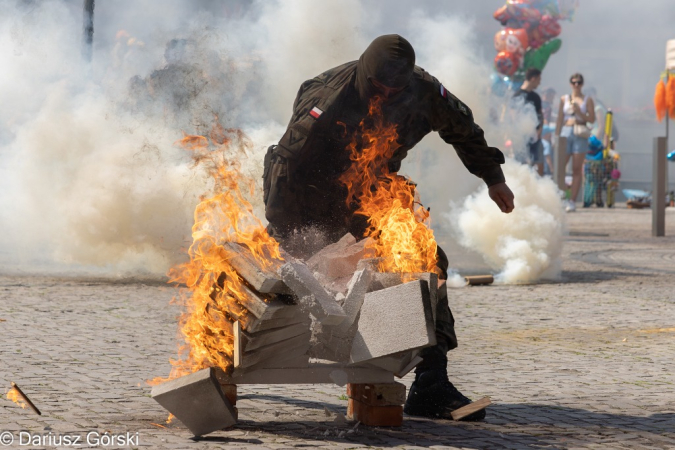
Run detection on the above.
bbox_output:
[403,368,486,421]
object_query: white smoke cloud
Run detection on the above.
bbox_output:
[0,0,560,282]
[448,161,564,284]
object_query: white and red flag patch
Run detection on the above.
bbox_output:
[309,106,323,119]
[439,84,448,99]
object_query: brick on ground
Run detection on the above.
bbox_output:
[280,261,346,326]
[151,368,236,437]
[347,398,403,427]
[350,280,436,363]
[347,382,407,406]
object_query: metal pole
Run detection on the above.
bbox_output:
[652,136,667,237]
[82,0,94,62]
[555,137,568,193]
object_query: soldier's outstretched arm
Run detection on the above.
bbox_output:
[431,85,514,213]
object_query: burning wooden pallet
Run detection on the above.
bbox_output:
[152,234,488,436]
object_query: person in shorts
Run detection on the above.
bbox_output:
[555,73,596,212]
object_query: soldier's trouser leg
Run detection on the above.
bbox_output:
[417,246,457,372]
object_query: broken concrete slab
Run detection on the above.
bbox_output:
[280,261,346,326]
[223,242,288,294]
[151,368,236,437]
[350,280,436,363]
[308,267,373,363]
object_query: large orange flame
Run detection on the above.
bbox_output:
[152,123,282,383]
[339,97,439,275]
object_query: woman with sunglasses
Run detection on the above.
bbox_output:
[555,73,596,212]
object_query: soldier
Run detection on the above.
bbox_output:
[263,34,514,421]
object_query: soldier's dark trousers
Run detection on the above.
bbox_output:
[416,245,457,372]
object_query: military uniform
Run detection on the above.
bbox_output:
[263,36,505,376]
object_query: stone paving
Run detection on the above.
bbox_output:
[1,206,675,449]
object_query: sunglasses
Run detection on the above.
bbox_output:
[571,80,583,85]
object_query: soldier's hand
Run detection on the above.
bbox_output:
[488,182,515,214]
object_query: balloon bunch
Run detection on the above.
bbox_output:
[491,0,578,92]
[653,72,675,122]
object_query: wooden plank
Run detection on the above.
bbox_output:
[214,364,395,385]
[450,397,492,421]
[233,321,243,368]
[223,242,288,294]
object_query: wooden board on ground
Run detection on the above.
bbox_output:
[450,397,492,421]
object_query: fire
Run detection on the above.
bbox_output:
[6,387,26,409]
[152,123,282,383]
[339,97,439,275]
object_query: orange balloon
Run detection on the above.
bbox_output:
[667,75,675,118]
[655,79,667,122]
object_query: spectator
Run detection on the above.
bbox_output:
[513,68,544,176]
[555,73,596,212]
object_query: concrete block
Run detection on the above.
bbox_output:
[151,368,236,436]
[368,272,438,323]
[234,327,310,369]
[218,384,237,406]
[347,382,406,407]
[280,261,346,326]
[335,269,372,334]
[347,398,403,426]
[223,242,288,294]
[350,280,436,363]
[238,322,308,352]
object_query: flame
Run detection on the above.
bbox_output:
[6,387,27,409]
[151,123,282,384]
[339,97,439,275]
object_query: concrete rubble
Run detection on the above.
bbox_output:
[154,234,442,434]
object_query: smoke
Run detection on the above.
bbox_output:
[448,161,564,284]
[0,0,558,282]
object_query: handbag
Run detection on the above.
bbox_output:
[573,123,592,139]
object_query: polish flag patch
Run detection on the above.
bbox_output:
[309,106,323,119]
[440,84,448,99]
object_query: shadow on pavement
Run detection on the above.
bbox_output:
[233,395,675,449]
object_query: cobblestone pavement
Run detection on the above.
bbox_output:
[2,206,675,449]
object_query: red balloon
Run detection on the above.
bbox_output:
[494,51,521,76]
[538,14,561,39]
